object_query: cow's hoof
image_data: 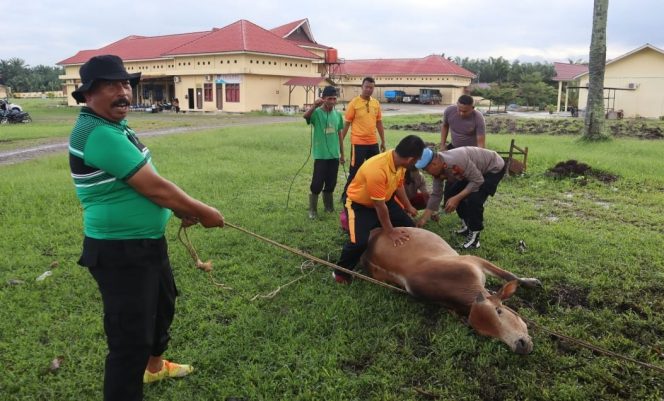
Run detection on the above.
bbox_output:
[520,278,542,288]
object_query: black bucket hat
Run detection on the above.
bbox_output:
[71,55,141,104]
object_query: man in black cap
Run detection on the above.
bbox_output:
[68,54,225,401]
[302,85,344,218]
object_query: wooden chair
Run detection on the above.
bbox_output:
[497,139,528,176]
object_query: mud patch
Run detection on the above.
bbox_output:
[520,281,591,314]
[546,160,619,184]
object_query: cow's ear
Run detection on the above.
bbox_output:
[475,292,486,303]
[497,280,519,300]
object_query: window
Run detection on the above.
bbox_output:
[204,83,213,102]
[226,84,240,102]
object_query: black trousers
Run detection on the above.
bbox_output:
[337,197,415,270]
[79,236,177,401]
[341,143,380,202]
[310,158,339,195]
[444,167,506,232]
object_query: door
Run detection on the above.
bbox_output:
[187,88,194,109]
[216,84,223,110]
[196,88,203,109]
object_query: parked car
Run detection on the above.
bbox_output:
[0,99,22,112]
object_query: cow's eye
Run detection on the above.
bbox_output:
[496,307,503,315]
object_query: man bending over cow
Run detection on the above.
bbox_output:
[415,146,506,249]
[334,135,425,284]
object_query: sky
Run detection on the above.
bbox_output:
[3,0,663,67]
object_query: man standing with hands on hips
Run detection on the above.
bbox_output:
[68,54,225,401]
[339,76,386,203]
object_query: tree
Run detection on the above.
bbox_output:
[583,0,610,140]
[0,58,64,93]
[517,72,557,109]
[472,84,518,113]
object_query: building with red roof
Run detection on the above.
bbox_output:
[552,62,588,113]
[59,18,475,112]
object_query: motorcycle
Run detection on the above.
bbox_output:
[0,109,32,124]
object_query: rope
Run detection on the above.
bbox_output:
[225,222,407,294]
[285,124,313,209]
[516,310,664,375]
[250,260,317,301]
[177,225,232,290]
[183,221,664,375]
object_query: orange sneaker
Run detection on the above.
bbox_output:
[143,360,194,383]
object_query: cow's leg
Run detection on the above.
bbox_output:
[401,260,487,308]
[467,256,541,288]
[364,260,404,288]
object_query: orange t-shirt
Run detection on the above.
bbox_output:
[344,96,382,145]
[346,150,405,207]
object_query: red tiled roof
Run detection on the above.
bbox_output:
[339,55,475,78]
[57,32,209,65]
[289,39,330,50]
[270,19,330,50]
[58,20,320,65]
[271,19,308,38]
[552,62,588,81]
[283,77,331,86]
[164,20,319,59]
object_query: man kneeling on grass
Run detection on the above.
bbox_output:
[68,54,225,401]
[333,135,425,284]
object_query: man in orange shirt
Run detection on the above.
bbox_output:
[339,77,386,203]
[334,135,425,284]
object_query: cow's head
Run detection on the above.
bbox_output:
[467,280,533,354]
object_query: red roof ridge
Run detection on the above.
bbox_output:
[270,19,308,38]
[163,19,319,59]
[59,19,323,65]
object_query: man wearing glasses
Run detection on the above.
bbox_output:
[339,76,386,203]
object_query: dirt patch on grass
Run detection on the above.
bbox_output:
[389,121,441,133]
[515,281,591,314]
[546,160,619,184]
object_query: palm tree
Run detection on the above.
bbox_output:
[583,0,610,140]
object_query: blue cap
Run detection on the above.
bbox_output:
[415,148,434,169]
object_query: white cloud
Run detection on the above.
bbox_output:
[2,0,663,66]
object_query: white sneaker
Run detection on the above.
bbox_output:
[461,231,481,249]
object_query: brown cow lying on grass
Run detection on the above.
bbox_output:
[361,227,540,354]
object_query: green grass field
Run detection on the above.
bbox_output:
[1,104,663,400]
